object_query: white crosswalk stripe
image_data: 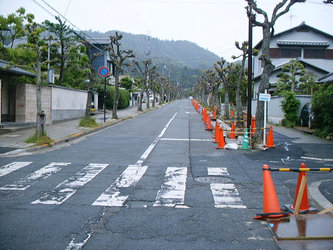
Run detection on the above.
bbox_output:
[0,162,32,177]
[31,163,108,205]
[208,167,246,209]
[153,167,188,208]
[92,164,148,207]
[1,162,247,209]
[0,162,70,191]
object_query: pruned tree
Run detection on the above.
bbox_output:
[106,32,135,119]
[133,58,156,111]
[25,14,49,138]
[245,0,306,140]
[44,16,76,86]
[214,58,231,118]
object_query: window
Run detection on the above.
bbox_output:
[280,48,301,58]
[304,48,325,59]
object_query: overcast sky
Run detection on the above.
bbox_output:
[1,0,332,61]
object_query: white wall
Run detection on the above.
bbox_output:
[51,85,87,122]
[252,95,312,125]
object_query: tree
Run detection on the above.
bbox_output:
[246,0,305,140]
[214,58,231,118]
[299,71,317,95]
[233,41,249,122]
[275,59,305,95]
[0,7,27,58]
[133,58,156,111]
[281,90,300,127]
[312,83,333,138]
[44,16,76,86]
[105,32,135,119]
[25,14,48,138]
[120,76,133,92]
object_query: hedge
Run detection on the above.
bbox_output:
[98,85,130,109]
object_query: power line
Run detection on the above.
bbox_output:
[32,0,104,52]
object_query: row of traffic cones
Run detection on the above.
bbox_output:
[254,163,317,220]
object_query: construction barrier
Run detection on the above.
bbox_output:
[254,163,331,220]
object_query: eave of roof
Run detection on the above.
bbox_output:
[0,60,36,78]
[317,72,333,83]
[254,22,333,50]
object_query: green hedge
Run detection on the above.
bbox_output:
[98,85,130,109]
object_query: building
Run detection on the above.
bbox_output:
[86,38,113,75]
[253,22,333,98]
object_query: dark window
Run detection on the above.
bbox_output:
[280,48,301,58]
[304,48,325,59]
[269,48,281,58]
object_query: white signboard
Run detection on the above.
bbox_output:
[259,93,271,102]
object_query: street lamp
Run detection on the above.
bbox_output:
[247,5,255,129]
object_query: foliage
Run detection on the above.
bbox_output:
[97,84,130,110]
[25,132,53,146]
[275,59,305,95]
[312,83,333,139]
[281,91,300,128]
[120,76,133,91]
[79,116,99,128]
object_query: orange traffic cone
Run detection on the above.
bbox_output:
[251,116,256,135]
[254,165,287,220]
[214,122,220,143]
[206,117,214,131]
[216,127,225,149]
[265,125,275,148]
[231,109,235,118]
[230,122,236,139]
[212,106,217,121]
[284,163,317,214]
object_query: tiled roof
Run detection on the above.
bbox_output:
[0,60,36,77]
[277,40,329,47]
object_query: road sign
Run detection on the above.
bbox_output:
[259,93,271,102]
[98,66,110,78]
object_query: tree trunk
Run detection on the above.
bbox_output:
[255,25,275,141]
[36,51,44,138]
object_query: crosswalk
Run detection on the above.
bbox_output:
[0,161,246,209]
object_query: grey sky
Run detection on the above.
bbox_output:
[1,0,332,61]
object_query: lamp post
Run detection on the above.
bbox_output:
[247,5,254,129]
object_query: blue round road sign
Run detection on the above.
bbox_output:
[98,66,110,78]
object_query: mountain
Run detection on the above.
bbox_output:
[83,30,220,89]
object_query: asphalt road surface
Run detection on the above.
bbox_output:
[0,100,331,249]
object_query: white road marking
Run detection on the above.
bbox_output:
[301,156,333,162]
[92,164,148,207]
[159,138,212,142]
[31,163,108,205]
[210,183,246,209]
[207,167,229,176]
[154,167,188,208]
[0,162,70,190]
[0,162,32,177]
[136,113,177,166]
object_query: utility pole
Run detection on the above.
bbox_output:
[247,5,254,129]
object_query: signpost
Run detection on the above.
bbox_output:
[98,67,110,122]
[259,91,271,146]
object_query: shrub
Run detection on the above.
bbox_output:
[312,83,333,139]
[25,132,53,146]
[281,91,300,128]
[97,85,130,109]
[79,116,99,128]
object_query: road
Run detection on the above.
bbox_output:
[0,99,332,249]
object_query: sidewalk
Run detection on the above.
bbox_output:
[0,104,155,155]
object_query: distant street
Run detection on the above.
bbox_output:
[0,100,332,249]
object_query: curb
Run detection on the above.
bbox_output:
[309,180,333,212]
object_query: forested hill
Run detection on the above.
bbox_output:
[84,30,220,89]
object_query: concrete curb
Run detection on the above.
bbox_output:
[309,180,333,212]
